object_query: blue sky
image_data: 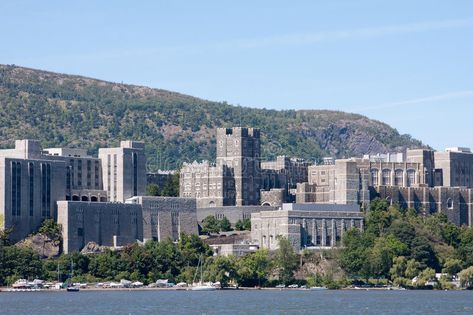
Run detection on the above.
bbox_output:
[1,1,472,150]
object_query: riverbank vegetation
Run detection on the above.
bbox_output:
[2,199,473,289]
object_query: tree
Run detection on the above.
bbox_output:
[442,258,463,276]
[160,173,180,197]
[340,229,372,279]
[458,266,473,288]
[38,218,62,243]
[201,216,220,234]
[369,235,408,278]
[389,256,409,286]
[219,217,232,232]
[410,236,438,270]
[274,237,299,285]
[235,218,251,231]
[203,255,237,287]
[236,249,271,287]
[405,259,421,280]
[146,184,160,196]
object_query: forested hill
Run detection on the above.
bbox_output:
[0,64,426,170]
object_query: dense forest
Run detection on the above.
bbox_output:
[0,64,426,170]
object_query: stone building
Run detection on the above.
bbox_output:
[180,127,262,207]
[0,139,147,242]
[296,148,473,227]
[0,140,66,241]
[126,196,198,242]
[251,203,364,251]
[197,205,278,226]
[57,201,143,253]
[261,156,311,205]
[43,147,107,202]
[99,141,146,202]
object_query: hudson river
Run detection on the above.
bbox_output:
[1,290,472,314]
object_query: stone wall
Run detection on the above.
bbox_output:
[126,196,198,241]
[57,201,143,253]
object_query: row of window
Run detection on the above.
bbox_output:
[11,161,51,217]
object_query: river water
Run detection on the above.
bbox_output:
[1,289,472,314]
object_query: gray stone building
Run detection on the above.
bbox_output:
[43,147,107,202]
[261,156,311,205]
[57,201,143,253]
[251,203,364,251]
[197,205,278,226]
[99,141,146,202]
[126,196,198,242]
[296,148,473,227]
[180,127,262,207]
[0,140,66,241]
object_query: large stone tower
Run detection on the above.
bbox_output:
[216,127,261,206]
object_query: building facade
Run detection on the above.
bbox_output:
[126,196,198,242]
[180,127,262,207]
[251,203,364,251]
[57,201,143,253]
[99,141,146,202]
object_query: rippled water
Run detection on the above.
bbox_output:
[1,289,472,314]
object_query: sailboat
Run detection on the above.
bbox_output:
[66,260,80,292]
[191,255,216,291]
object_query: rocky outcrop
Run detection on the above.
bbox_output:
[80,241,107,255]
[16,234,60,258]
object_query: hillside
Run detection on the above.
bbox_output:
[0,64,426,170]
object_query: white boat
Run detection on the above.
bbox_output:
[191,284,217,291]
[310,286,328,291]
[191,255,217,291]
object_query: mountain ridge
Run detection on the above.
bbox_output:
[0,64,427,170]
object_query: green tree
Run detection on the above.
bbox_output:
[405,259,421,280]
[203,255,237,287]
[340,229,372,279]
[236,249,271,287]
[389,256,409,286]
[369,235,408,278]
[146,184,160,196]
[38,218,62,243]
[458,266,473,288]
[160,173,180,197]
[235,218,251,231]
[201,216,220,234]
[410,236,438,270]
[442,258,463,276]
[274,237,299,285]
[219,217,232,232]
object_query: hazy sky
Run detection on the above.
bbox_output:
[1,1,472,150]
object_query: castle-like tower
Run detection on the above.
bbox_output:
[216,127,262,206]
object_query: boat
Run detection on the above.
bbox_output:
[310,286,328,291]
[191,255,216,291]
[64,260,80,292]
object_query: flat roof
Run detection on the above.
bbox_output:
[281,203,360,212]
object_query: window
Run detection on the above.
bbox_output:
[132,152,138,196]
[447,198,454,210]
[394,170,403,186]
[77,228,83,237]
[407,170,416,187]
[29,163,34,216]
[371,169,379,186]
[11,161,21,216]
[381,169,391,186]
